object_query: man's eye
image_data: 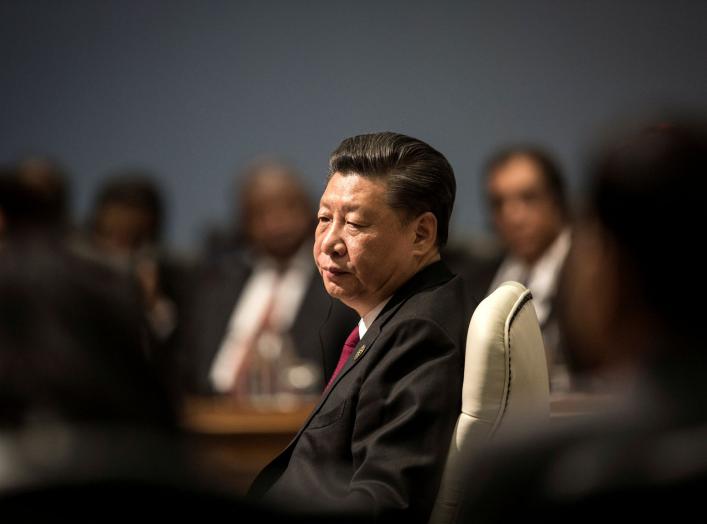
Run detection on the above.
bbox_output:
[521,191,542,204]
[346,221,366,229]
[318,215,331,223]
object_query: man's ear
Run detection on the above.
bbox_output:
[411,212,438,255]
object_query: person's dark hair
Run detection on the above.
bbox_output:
[0,242,176,429]
[0,167,29,232]
[92,172,164,242]
[589,120,707,333]
[329,132,456,247]
[17,156,71,228]
[484,146,568,217]
[0,165,68,236]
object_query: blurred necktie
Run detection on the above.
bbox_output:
[230,274,281,397]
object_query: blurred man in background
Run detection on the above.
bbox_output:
[74,172,193,397]
[179,160,357,400]
[482,147,573,392]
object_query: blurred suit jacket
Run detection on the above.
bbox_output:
[178,250,358,395]
[442,244,502,305]
[249,261,472,523]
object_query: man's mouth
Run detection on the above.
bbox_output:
[322,266,348,277]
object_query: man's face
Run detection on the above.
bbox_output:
[314,173,418,316]
[243,172,313,261]
[95,203,155,255]
[487,155,564,264]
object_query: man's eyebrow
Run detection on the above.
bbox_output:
[318,200,364,214]
[341,203,363,213]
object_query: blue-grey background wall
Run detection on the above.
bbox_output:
[2,0,706,251]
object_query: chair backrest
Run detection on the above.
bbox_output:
[429,281,550,524]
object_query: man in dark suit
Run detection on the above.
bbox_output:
[180,161,357,396]
[455,120,707,522]
[249,132,472,523]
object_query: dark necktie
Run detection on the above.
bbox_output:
[326,325,360,389]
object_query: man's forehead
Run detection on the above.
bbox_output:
[319,173,388,208]
[489,176,549,201]
[490,157,545,188]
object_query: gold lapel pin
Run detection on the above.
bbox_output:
[353,344,367,361]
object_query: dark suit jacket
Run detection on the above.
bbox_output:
[442,244,502,305]
[178,250,358,394]
[249,261,472,523]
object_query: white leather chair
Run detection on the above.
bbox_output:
[429,281,550,524]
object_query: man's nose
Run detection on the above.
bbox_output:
[500,200,527,225]
[320,222,346,257]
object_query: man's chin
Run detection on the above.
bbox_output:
[323,281,354,305]
[323,282,346,299]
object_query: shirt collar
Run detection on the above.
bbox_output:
[358,297,392,339]
[527,227,571,291]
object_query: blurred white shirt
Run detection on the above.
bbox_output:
[209,246,313,393]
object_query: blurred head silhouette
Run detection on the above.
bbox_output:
[90,172,164,258]
[17,157,71,228]
[561,119,707,377]
[0,160,70,241]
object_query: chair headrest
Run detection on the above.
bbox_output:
[461,281,550,434]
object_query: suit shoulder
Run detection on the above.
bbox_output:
[393,274,471,326]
